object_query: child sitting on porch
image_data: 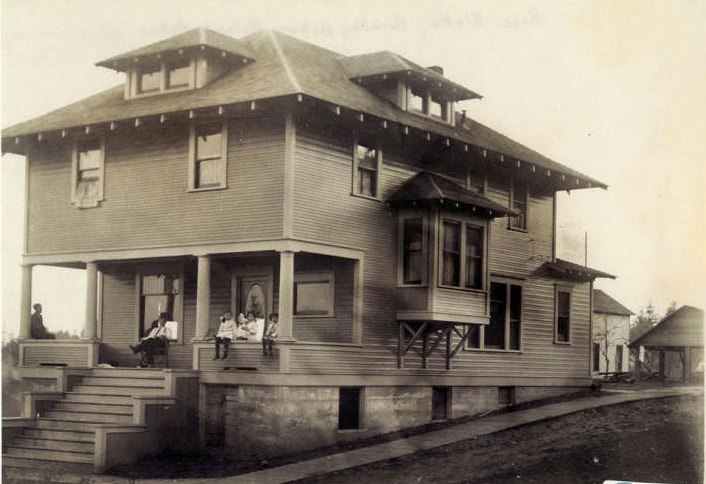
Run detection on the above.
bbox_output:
[262,313,279,356]
[235,312,257,340]
[214,311,236,360]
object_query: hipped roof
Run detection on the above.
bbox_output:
[96,28,256,70]
[629,306,704,349]
[339,51,481,100]
[544,258,615,282]
[2,29,606,190]
[593,289,633,316]
[387,171,518,218]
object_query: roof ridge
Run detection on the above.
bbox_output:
[265,30,302,93]
[425,172,445,199]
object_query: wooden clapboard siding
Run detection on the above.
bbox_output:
[434,288,486,318]
[289,125,592,383]
[26,117,285,255]
[396,287,428,312]
[197,344,279,371]
[293,255,354,343]
[23,344,88,367]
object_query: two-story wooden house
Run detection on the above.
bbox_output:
[2,28,615,472]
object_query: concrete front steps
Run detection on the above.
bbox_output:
[2,368,178,475]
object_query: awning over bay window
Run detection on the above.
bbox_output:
[386,171,518,218]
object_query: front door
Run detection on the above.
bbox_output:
[236,273,272,341]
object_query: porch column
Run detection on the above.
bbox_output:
[83,261,98,339]
[277,250,295,340]
[19,264,33,339]
[194,255,211,340]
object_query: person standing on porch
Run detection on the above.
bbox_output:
[30,303,55,339]
[262,313,279,356]
[214,311,236,360]
[130,312,171,365]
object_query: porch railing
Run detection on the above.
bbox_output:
[18,339,99,368]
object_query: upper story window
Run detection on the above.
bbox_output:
[401,216,426,285]
[353,143,382,199]
[555,287,572,343]
[509,178,528,230]
[440,218,485,290]
[294,271,335,317]
[166,58,191,89]
[405,83,453,124]
[188,122,228,191]
[467,280,522,351]
[72,138,105,208]
[129,57,195,98]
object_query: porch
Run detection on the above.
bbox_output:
[15,241,364,371]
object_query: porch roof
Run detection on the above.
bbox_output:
[543,258,615,282]
[386,171,519,218]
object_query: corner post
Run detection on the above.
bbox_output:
[19,264,33,339]
[277,250,295,340]
[194,255,211,340]
[84,261,99,340]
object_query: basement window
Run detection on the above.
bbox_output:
[431,387,450,420]
[339,387,363,430]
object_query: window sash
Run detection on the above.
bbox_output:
[402,218,425,285]
[556,290,571,342]
[137,67,161,93]
[166,59,191,89]
[510,180,528,229]
[353,143,380,198]
[72,138,105,207]
[190,123,227,190]
[294,272,335,317]
[472,281,522,351]
[441,221,461,286]
[465,226,483,289]
[440,219,484,290]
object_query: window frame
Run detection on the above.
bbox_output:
[293,270,336,318]
[404,82,454,125]
[509,177,529,231]
[466,278,523,352]
[554,285,573,344]
[188,121,229,192]
[71,137,106,208]
[352,141,383,200]
[398,213,429,287]
[129,57,196,99]
[438,217,487,292]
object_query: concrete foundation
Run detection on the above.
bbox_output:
[203,383,588,459]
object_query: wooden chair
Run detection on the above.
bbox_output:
[152,339,169,368]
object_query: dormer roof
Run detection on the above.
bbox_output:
[338,51,481,101]
[96,28,256,71]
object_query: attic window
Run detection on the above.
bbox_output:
[405,83,453,124]
[166,58,191,89]
[137,65,161,94]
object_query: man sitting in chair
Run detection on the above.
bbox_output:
[130,312,172,366]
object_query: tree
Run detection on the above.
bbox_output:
[630,302,659,341]
[595,314,629,374]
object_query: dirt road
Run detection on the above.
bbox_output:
[301,394,703,484]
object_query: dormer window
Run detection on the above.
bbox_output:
[130,57,195,98]
[166,58,191,89]
[405,83,453,124]
[137,65,161,94]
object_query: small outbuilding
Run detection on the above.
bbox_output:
[629,305,704,382]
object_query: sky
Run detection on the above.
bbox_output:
[2,0,705,337]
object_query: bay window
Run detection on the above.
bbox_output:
[440,219,485,290]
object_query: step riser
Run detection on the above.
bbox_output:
[90,368,165,378]
[1,455,94,473]
[23,429,94,442]
[13,438,94,453]
[31,420,101,431]
[71,385,165,396]
[63,393,133,405]
[5,447,93,464]
[80,377,165,388]
[43,411,132,424]
[54,403,133,414]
